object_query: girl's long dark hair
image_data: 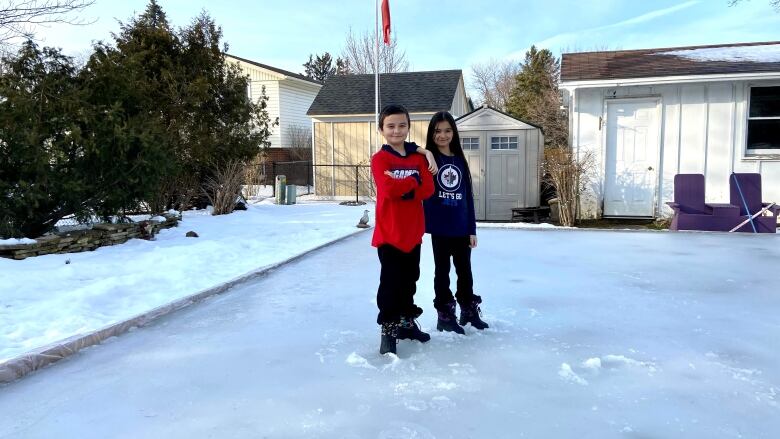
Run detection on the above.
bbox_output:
[425,111,472,182]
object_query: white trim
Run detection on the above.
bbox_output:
[563,71,780,89]
[745,83,780,156]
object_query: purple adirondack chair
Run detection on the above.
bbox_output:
[729,173,779,233]
[667,174,740,231]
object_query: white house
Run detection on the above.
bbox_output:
[561,41,780,220]
[226,54,322,149]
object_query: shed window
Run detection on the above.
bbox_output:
[490,136,518,150]
[462,137,479,150]
[747,86,780,154]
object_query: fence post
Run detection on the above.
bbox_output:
[354,166,359,204]
[271,162,276,198]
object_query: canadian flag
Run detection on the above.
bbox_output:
[381,0,391,45]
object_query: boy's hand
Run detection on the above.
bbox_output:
[424,150,438,175]
[469,235,477,249]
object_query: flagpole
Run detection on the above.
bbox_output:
[374,0,380,150]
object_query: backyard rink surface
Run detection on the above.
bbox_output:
[1,229,779,439]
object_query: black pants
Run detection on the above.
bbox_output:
[431,235,474,311]
[376,244,423,324]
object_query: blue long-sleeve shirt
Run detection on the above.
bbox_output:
[423,153,477,237]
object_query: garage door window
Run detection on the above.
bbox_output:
[462,137,480,150]
[490,136,518,150]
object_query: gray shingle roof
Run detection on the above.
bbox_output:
[561,41,780,82]
[307,70,462,116]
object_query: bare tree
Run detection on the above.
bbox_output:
[340,27,409,74]
[286,124,312,161]
[202,160,246,215]
[1,0,95,53]
[542,147,595,227]
[470,59,520,110]
[728,0,780,10]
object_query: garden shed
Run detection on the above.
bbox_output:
[456,105,545,221]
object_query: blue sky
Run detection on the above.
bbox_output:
[31,0,780,80]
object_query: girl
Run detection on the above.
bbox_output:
[422,111,488,334]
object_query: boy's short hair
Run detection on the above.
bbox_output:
[379,104,410,128]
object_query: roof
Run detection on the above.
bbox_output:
[226,54,322,85]
[307,70,463,116]
[561,41,780,83]
[455,104,544,132]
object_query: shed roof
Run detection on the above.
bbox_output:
[307,70,463,116]
[561,41,780,83]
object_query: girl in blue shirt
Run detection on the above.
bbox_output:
[422,111,488,334]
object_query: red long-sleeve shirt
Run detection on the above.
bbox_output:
[371,144,434,252]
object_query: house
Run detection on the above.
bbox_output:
[306,70,470,198]
[456,106,544,220]
[226,54,322,154]
[560,41,780,220]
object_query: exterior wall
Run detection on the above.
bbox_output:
[570,80,780,219]
[278,80,321,147]
[250,80,281,148]
[311,114,433,197]
[450,77,470,117]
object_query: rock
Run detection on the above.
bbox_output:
[186,231,199,238]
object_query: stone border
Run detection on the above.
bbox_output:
[0,214,180,260]
[0,228,369,384]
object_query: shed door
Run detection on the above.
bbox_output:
[486,131,524,221]
[604,100,660,217]
[461,134,485,220]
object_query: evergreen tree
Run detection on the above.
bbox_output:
[0,42,89,237]
[505,46,567,148]
[303,52,348,81]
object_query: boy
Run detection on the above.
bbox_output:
[371,104,435,355]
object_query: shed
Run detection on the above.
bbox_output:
[560,41,780,220]
[306,70,470,198]
[455,106,545,220]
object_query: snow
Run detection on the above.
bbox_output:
[1,228,779,437]
[0,238,36,245]
[0,201,370,363]
[663,44,780,63]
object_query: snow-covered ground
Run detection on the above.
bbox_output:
[0,200,370,363]
[1,229,779,438]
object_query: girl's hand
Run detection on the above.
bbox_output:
[469,235,477,249]
[424,150,438,175]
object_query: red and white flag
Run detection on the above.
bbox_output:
[381,0,391,45]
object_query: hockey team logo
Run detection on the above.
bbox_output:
[438,164,461,192]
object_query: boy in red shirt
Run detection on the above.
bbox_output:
[371,104,435,355]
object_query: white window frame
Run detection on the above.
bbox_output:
[746,85,780,155]
[490,135,519,150]
[462,136,480,150]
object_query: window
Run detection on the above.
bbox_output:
[747,86,780,154]
[462,137,479,150]
[490,136,518,150]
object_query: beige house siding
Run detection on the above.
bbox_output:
[312,115,437,197]
[226,55,321,149]
[450,78,469,117]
